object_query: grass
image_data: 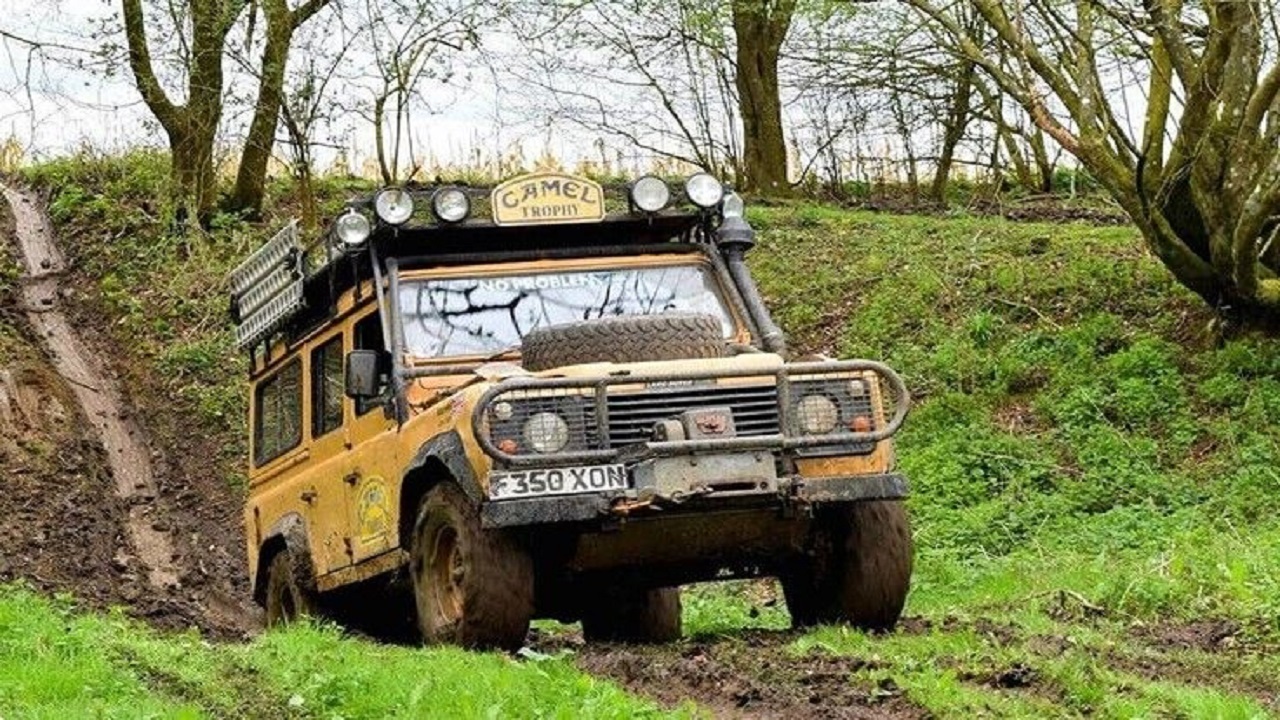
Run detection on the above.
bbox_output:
[4,152,1280,717]
[0,584,675,719]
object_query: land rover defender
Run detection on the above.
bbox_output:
[231,171,912,649]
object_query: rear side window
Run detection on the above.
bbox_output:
[254,359,302,466]
[311,337,344,438]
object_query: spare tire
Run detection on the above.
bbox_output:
[520,313,726,371]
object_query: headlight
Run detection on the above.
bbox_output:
[375,187,415,225]
[685,173,724,208]
[523,412,570,453]
[796,394,840,435]
[335,210,371,247]
[630,176,670,212]
[432,187,470,223]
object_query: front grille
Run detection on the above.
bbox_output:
[605,383,780,448]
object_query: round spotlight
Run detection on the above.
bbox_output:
[523,412,570,454]
[374,187,415,225]
[335,210,371,247]
[685,173,725,208]
[722,191,745,219]
[630,175,671,213]
[797,394,840,435]
[431,187,471,223]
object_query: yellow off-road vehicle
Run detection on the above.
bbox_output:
[231,172,912,649]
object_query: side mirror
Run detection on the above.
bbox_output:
[345,350,382,400]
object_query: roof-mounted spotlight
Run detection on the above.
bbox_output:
[374,187,415,225]
[685,173,725,209]
[334,209,372,249]
[431,187,471,223]
[630,175,671,213]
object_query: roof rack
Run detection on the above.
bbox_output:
[229,172,736,359]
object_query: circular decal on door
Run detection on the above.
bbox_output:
[357,477,391,543]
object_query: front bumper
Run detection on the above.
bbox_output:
[470,359,910,467]
[480,472,909,528]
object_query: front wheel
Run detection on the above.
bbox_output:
[581,586,682,643]
[410,483,534,650]
[263,549,318,627]
[781,500,913,631]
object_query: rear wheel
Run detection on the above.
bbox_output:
[782,500,913,630]
[410,483,534,650]
[581,586,682,643]
[263,550,317,627]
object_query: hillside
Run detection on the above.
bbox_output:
[1,153,1278,717]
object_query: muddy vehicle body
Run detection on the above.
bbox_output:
[231,172,912,648]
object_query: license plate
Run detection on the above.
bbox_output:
[489,464,629,500]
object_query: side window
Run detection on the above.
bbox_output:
[354,312,387,416]
[311,336,344,438]
[254,359,302,466]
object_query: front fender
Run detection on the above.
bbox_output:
[404,431,484,503]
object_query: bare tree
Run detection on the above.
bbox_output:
[353,0,481,185]
[228,0,333,217]
[120,0,248,225]
[508,1,744,181]
[905,0,1280,323]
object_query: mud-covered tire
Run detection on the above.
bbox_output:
[581,586,682,643]
[263,550,318,627]
[519,313,726,371]
[781,500,913,631]
[410,483,534,650]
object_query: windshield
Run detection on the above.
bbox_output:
[398,262,736,358]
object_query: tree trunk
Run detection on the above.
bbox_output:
[229,0,293,217]
[732,0,796,196]
[929,57,977,202]
[229,0,330,216]
[167,119,219,227]
[121,0,239,228]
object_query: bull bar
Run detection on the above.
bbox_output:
[471,360,910,467]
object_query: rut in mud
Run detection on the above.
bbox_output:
[0,184,257,636]
[524,623,926,720]
[4,184,179,589]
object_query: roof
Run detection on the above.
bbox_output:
[231,173,729,361]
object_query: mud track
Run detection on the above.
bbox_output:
[1,184,256,636]
[523,619,927,719]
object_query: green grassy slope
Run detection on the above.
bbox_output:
[747,205,1280,717]
[0,585,672,719]
[2,154,1278,717]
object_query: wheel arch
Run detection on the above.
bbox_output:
[399,431,483,550]
[253,513,313,606]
